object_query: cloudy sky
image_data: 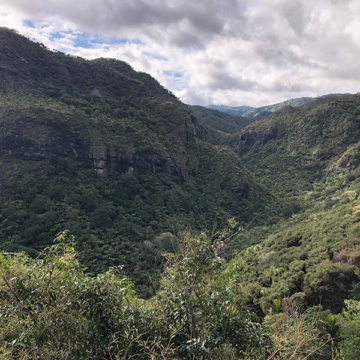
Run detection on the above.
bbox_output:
[1,0,359,107]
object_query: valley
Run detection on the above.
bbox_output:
[1,27,360,359]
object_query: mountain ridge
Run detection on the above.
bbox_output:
[0,27,281,296]
[207,93,351,120]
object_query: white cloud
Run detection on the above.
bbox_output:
[0,0,359,107]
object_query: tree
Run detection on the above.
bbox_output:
[134,234,271,359]
[338,300,360,359]
[0,231,135,360]
[263,302,332,360]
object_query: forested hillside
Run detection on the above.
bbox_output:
[1,27,360,359]
[232,95,360,197]
[0,27,281,296]
[188,105,253,136]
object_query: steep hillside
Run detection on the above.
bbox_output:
[231,94,360,199]
[224,193,360,313]
[187,105,254,144]
[220,93,360,312]
[0,28,281,295]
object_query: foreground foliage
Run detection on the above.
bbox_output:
[2,231,359,359]
[0,232,271,359]
[0,232,135,359]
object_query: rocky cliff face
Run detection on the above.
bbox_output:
[233,126,278,155]
[0,25,200,184]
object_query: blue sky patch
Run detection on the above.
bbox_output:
[163,70,183,78]
[23,19,35,28]
[49,30,141,49]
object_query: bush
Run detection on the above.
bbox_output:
[0,232,135,359]
[0,231,272,360]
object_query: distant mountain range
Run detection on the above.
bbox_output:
[207,94,350,119]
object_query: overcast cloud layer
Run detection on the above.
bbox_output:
[0,0,359,106]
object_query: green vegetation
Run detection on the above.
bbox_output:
[188,105,253,138]
[3,232,358,359]
[0,27,282,297]
[0,233,271,360]
[227,200,360,312]
[1,27,360,358]
[232,94,360,197]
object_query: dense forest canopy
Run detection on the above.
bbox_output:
[0,27,282,296]
[1,27,360,359]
